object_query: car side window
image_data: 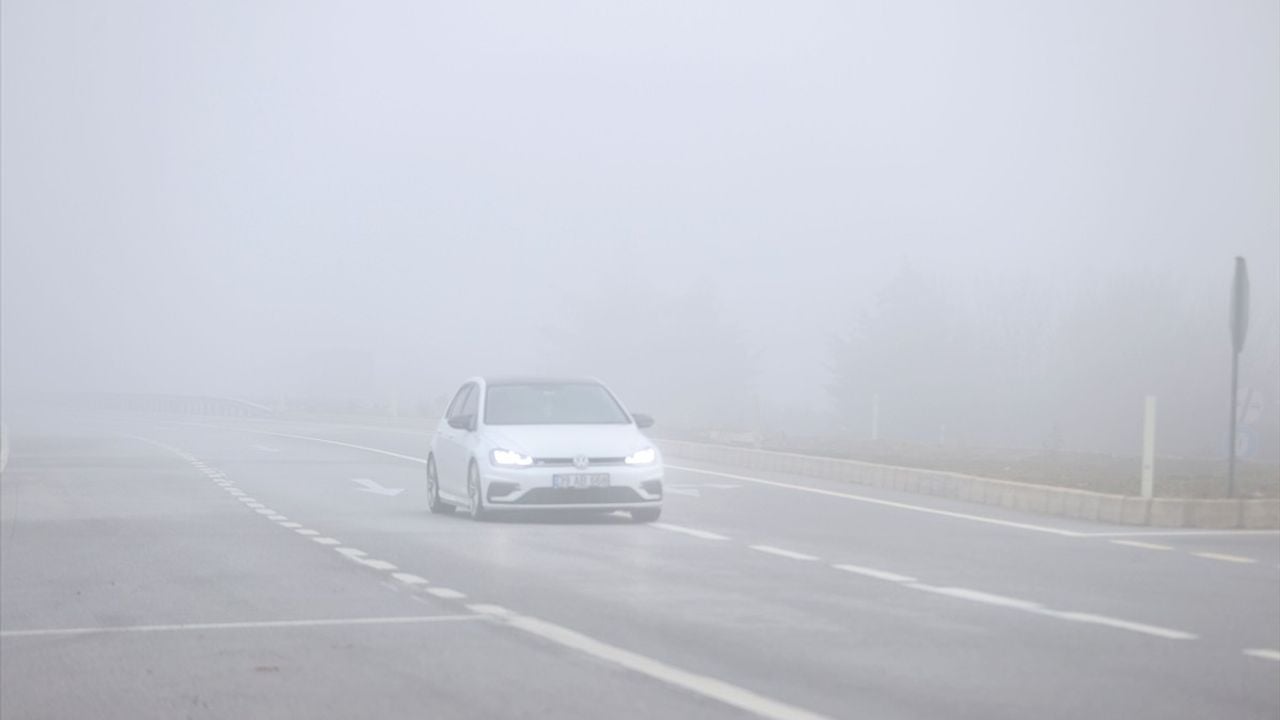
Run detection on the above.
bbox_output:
[445,385,472,419]
[459,384,480,419]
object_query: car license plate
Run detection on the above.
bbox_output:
[552,473,610,489]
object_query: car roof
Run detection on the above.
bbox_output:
[481,375,604,387]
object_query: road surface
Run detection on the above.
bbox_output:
[2,413,1277,719]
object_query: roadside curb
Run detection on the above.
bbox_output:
[656,440,1280,529]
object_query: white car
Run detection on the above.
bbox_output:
[426,377,664,522]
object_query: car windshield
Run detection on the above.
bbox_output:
[484,383,630,425]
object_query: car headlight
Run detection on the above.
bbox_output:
[625,447,657,465]
[491,449,533,467]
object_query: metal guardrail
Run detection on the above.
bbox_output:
[34,392,273,418]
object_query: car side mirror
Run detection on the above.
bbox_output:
[448,414,475,431]
[633,413,654,429]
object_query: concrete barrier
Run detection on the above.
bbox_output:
[657,439,1279,529]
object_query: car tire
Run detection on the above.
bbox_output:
[426,455,454,515]
[630,507,661,523]
[467,461,488,522]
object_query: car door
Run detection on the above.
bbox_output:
[436,383,475,498]
[448,383,483,497]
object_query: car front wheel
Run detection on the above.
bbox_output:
[467,461,487,522]
[427,455,454,515]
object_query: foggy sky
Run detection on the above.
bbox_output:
[3,1,1278,448]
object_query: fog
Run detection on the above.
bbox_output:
[3,0,1278,460]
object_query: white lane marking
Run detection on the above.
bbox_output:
[832,564,916,583]
[1110,540,1174,550]
[667,465,1085,537]
[901,583,1197,640]
[392,573,429,586]
[335,547,368,559]
[358,559,398,571]
[426,588,467,599]
[1243,648,1280,662]
[907,584,1044,612]
[252,444,280,453]
[267,515,288,521]
[279,522,302,529]
[255,509,277,515]
[351,477,405,496]
[294,529,320,536]
[651,523,730,541]
[666,487,702,498]
[1193,552,1256,564]
[245,502,265,509]
[749,545,819,562]
[0,614,486,638]
[312,537,341,545]
[221,428,426,464]
[1045,611,1197,640]
[467,603,514,617]
[227,489,246,496]
[1084,529,1280,538]
[468,605,831,720]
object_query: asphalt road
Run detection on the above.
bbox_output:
[2,413,1278,719]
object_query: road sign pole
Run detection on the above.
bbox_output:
[1227,256,1250,498]
[1228,349,1239,497]
[1141,395,1156,499]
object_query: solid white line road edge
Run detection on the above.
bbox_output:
[667,464,1087,537]
[467,604,832,720]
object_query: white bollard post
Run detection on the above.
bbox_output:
[871,394,880,441]
[1141,395,1157,498]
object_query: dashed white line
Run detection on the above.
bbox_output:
[312,537,341,545]
[832,564,916,583]
[1243,648,1280,662]
[468,605,831,720]
[294,529,320,536]
[1045,611,1197,640]
[336,547,368,559]
[1110,540,1174,551]
[267,515,288,521]
[279,522,302,529]
[254,508,276,515]
[901,583,1197,640]
[1192,552,1256,564]
[0,614,487,638]
[907,584,1043,612]
[227,489,246,496]
[651,523,730,541]
[392,573,430,586]
[749,545,819,562]
[426,588,467,599]
[358,559,398,571]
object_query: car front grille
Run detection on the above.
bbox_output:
[532,457,627,467]
[515,487,645,505]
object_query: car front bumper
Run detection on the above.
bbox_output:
[480,463,663,511]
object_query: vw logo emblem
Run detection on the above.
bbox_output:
[572,455,589,470]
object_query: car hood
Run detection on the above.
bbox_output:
[482,424,651,458]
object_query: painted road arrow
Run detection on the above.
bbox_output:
[351,478,404,496]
